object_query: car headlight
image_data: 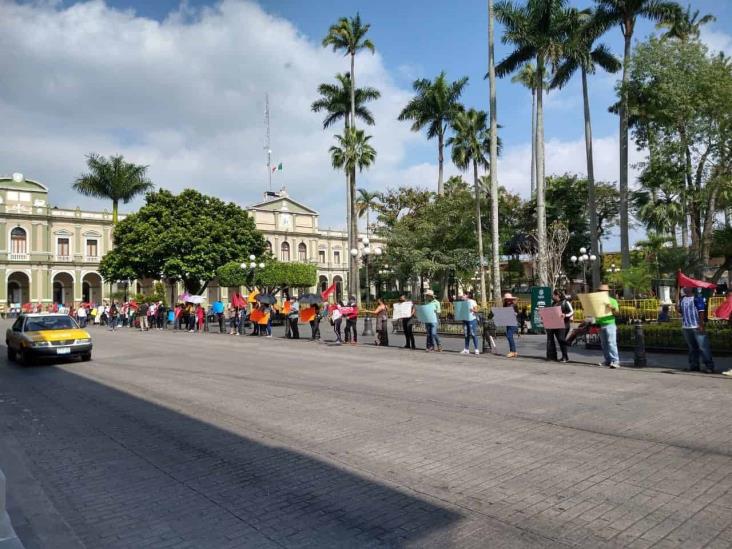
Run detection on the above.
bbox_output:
[31,341,51,347]
[74,338,91,345]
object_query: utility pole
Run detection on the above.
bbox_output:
[265,93,272,192]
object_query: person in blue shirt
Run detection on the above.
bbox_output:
[678,287,715,373]
[212,299,225,333]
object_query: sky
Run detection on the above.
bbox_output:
[2,0,731,245]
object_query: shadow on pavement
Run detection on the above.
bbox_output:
[0,358,463,548]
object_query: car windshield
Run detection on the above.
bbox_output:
[24,316,79,332]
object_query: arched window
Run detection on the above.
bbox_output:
[280,241,290,262]
[10,227,27,254]
[265,241,273,254]
[298,243,307,262]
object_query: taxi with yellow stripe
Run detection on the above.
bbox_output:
[5,313,92,365]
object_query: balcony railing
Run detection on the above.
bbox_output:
[85,256,99,263]
[56,255,72,262]
[8,253,28,261]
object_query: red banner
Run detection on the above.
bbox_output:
[231,292,247,308]
[321,283,337,300]
[677,271,717,289]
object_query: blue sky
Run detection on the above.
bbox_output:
[4,0,732,245]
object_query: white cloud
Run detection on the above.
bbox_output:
[701,28,732,56]
[0,0,422,228]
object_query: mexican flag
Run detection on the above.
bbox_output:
[272,162,283,173]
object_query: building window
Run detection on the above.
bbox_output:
[10,227,27,254]
[265,240,273,254]
[333,250,340,264]
[86,239,98,258]
[318,250,326,264]
[57,237,70,257]
[280,241,290,262]
[298,243,307,262]
[6,191,18,202]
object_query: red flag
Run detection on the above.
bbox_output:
[321,283,337,300]
[231,292,247,308]
[677,271,717,289]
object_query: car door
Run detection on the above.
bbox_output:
[8,316,24,350]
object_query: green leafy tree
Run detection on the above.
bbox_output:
[595,0,681,274]
[551,7,621,289]
[710,227,732,282]
[215,262,252,289]
[496,0,570,287]
[254,261,318,293]
[73,153,154,224]
[100,189,265,293]
[398,72,469,195]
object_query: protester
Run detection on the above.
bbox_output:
[77,304,88,328]
[678,286,715,373]
[227,305,239,335]
[502,293,518,358]
[196,304,205,332]
[423,290,442,352]
[460,292,480,355]
[212,298,225,333]
[344,296,358,345]
[287,297,300,339]
[309,304,321,341]
[373,298,389,347]
[332,302,343,344]
[138,301,149,331]
[595,284,620,369]
[108,301,118,331]
[399,295,416,350]
[546,290,569,362]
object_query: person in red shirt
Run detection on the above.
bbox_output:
[343,296,359,344]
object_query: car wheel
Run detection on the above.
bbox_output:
[81,353,92,362]
[19,348,32,366]
[7,345,16,361]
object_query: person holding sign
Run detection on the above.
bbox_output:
[397,295,416,350]
[545,291,570,362]
[372,298,389,346]
[501,293,519,358]
[458,292,480,355]
[420,290,442,352]
[585,284,620,368]
[309,304,321,341]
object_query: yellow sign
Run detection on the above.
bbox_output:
[579,292,611,318]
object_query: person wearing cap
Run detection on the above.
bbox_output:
[503,293,519,358]
[423,290,442,352]
[678,286,715,373]
[595,284,620,368]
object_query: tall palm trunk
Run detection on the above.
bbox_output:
[474,160,487,307]
[488,0,501,303]
[348,54,361,305]
[535,56,548,287]
[581,68,600,290]
[438,130,445,195]
[619,31,632,283]
[112,199,119,225]
[530,88,536,198]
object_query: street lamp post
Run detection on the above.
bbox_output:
[350,237,382,306]
[607,263,621,294]
[570,247,597,293]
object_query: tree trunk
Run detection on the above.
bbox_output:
[112,199,119,225]
[619,31,632,285]
[582,68,601,290]
[350,53,356,129]
[474,160,487,307]
[488,0,501,303]
[438,130,445,195]
[350,166,360,306]
[535,56,548,287]
[530,88,536,198]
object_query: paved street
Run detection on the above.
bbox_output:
[1,321,732,548]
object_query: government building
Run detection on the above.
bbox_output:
[0,174,377,307]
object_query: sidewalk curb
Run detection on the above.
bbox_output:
[0,469,23,549]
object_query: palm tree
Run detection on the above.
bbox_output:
[398,72,469,195]
[448,108,494,307]
[322,13,375,300]
[511,64,539,198]
[550,7,621,290]
[311,73,381,130]
[355,188,381,237]
[73,153,154,224]
[496,0,569,287]
[657,4,715,41]
[595,0,681,277]
[329,128,377,304]
[488,0,501,303]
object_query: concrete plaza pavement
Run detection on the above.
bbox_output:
[1,320,731,548]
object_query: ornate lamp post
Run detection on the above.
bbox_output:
[607,262,621,294]
[570,247,597,293]
[350,237,382,305]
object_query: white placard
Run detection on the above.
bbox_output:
[491,306,518,327]
[392,301,413,320]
